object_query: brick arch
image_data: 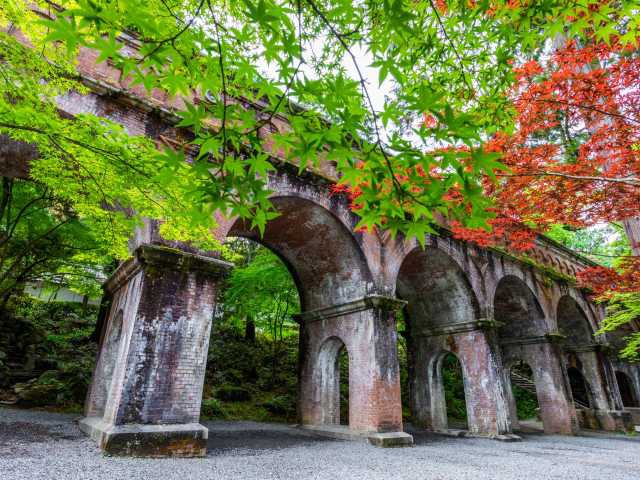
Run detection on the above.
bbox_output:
[556,295,596,347]
[388,233,483,300]
[217,194,374,311]
[493,275,548,340]
[396,245,480,333]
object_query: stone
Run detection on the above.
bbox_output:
[78,417,208,458]
[367,432,414,448]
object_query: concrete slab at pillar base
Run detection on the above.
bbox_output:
[367,431,414,447]
[298,424,413,447]
[433,429,521,442]
[78,417,208,457]
[576,409,634,432]
[625,407,640,426]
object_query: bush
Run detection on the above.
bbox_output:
[0,297,98,409]
[215,385,252,402]
[14,371,65,407]
[201,398,226,419]
[259,395,295,417]
[513,384,539,420]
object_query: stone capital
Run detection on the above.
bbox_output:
[104,244,233,294]
[294,295,407,324]
[413,318,496,338]
[562,343,602,353]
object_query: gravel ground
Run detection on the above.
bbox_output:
[1,407,639,480]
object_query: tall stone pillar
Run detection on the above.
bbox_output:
[410,322,514,438]
[502,337,578,435]
[570,347,634,431]
[80,245,232,457]
[297,295,413,446]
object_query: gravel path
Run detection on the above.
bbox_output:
[1,407,639,480]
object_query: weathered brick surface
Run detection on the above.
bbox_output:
[298,298,404,433]
[502,341,579,434]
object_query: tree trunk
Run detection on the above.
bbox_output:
[622,217,640,256]
[244,317,256,343]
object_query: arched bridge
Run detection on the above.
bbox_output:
[2,42,639,458]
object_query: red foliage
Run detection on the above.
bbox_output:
[494,39,640,232]
[457,38,640,297]
[577,258,640,299]
[339,27,640,298]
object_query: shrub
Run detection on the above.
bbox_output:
[215,385,252,402]
[201,398,226,419]
[259,395,295,417]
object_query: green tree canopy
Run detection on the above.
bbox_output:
[2,0,636,249]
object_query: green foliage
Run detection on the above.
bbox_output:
[259,394,296,417]
[597,293,640,363]
[5,0,631,243]
[201,397,227,419]
[512,384,538,420]
[0,178,109,307]
[204,322,299,422]
[1,298,98,408]
[339,347,348,424]
[0,2,223,258]
[546,224,631,267]
[216,384,252,402]
[442,353,467,422]
[223,240,300,339]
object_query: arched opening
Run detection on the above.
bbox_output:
[615,371,638,408]
[508,361,540,428]
[202,196,370,428]
[202,239,302,422]
[557,296,594,348]
[494,276,560,433]
[339,346,349,425]
[317,337,349,426]
[494,276,547,341]
[440,352,468,430]
[567,367,592,409]
[395,247,478,431]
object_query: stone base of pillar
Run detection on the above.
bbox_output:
[298,424,413,447]
[433,429,521,442]
[625,407,640,426]
[78,417,207,457]
[575,409,634,432]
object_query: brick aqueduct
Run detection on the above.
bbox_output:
[3,42,640,457]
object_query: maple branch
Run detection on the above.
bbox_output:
[541,99,640,126]
[303,0,402,193]
[427,0,473,94]
[210,4,228,165]
[497,171,640,187]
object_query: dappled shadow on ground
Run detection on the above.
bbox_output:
[205,421,338,455]
[0,418,83,456]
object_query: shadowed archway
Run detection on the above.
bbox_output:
[615,371,638,408]
[495,276,577,434]
[557,296,594,348]
[395,246,510,435]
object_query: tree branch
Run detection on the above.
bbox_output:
[497,171,640,186]
[541,99,640,126]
